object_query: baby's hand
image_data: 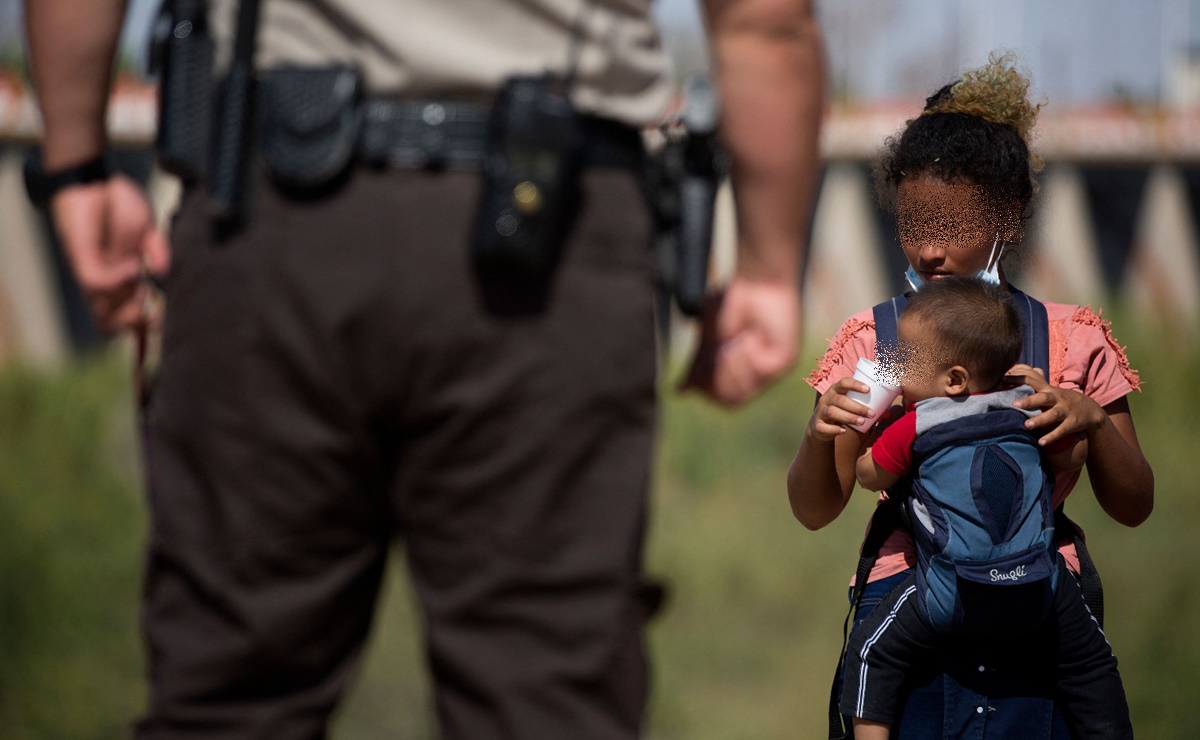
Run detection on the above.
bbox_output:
[808,377,873,442]
[864,403,907,446]
[1004,363,1046,386]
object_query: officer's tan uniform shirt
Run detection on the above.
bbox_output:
[211,0,674,127]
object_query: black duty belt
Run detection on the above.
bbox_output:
[356,98,645,171]
[257,68,649,209]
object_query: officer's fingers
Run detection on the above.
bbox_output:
[53,183,151,310]
[106,179,157,263]
[743,330,797,387]
[75,257,144,300]
[89,278,143,332]
[72,242,143,323]
[107,176,171,277]
[141,225,172,278]
[51,185,123,277]
[709,339,760,406]
[102,296,147,333]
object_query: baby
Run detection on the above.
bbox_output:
[844,277,1129,740]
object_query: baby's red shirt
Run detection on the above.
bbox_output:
[868,396,1077,479]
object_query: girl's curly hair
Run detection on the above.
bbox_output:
[875,52,1045,216]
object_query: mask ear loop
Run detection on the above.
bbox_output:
[986,233,1005,272]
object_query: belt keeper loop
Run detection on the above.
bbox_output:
[359,99,391,167]
[419,102,448,169]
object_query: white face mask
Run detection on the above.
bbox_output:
[904,234,1005,291]
[977,234,1005,286]
[904,264,925,292]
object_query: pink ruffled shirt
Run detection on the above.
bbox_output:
[805,301,1142,584]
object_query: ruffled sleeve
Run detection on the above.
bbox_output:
[1058,305,1141,409]
[805,308,878,395]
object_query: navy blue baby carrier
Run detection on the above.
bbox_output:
[904,385,1058,635]
[827,286,1105,739]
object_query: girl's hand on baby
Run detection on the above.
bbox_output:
[808,378,873,442]
[1005,364,1106,447]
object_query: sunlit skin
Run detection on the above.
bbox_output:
[787,174,1153,534]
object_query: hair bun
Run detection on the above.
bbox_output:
[923,51,1044,169]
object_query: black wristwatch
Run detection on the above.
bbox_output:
[23,147,116,208]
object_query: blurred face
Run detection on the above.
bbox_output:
[896,175,1019,285]
[893,314,955,403]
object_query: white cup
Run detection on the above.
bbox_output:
[845,357,901,432]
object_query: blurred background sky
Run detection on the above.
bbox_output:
[3,0,1200,107]
[658,0,1200,105]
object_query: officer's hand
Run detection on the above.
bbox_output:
[50,174,170,333]
[680,275,800,406]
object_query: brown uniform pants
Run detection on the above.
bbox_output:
[136,164,659,739]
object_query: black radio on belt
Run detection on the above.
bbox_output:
[150,0,214,182]
[470,75,584,282]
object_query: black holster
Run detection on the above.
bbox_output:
[645,74,726,318]
[645,131,726,318]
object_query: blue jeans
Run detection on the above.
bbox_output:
[840,571,1075,739]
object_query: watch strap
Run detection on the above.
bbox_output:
[23,148,115,208]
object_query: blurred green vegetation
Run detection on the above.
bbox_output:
[1,317,1197,738]
[0,358,144,739]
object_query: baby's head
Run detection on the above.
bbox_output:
[885,277,1023,402]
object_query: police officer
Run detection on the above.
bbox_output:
[22,0,824,737]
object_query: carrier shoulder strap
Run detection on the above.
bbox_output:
[1008,285,1050,379]
[1055,509,1105,629]
[870,293,907,359]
